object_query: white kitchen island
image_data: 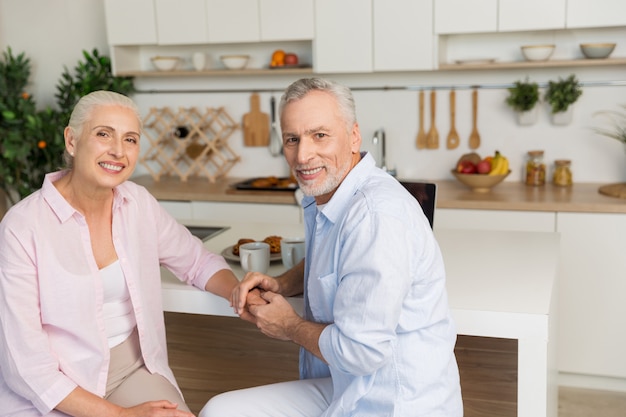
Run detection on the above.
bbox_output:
[161,222,559,417]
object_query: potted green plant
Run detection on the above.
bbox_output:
[544,74,583,125]
[0,47,135,212]
[506,78,540,125]
[593,104,626,145]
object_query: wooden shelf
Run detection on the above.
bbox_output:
[439,57,626,71]
[117,67,314,77]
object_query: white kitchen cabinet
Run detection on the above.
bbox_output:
[206,0,260,43]
[159,201,193,220]
[155,0,208,45]
[259,0,314,41]
[434,0,497,34]
[435,208,556,232]
[567,0,626,28]
[314,0,373,73]
[373,0,435,71]
[556,212,626,379]
[103,0,157,45]
[499,0,566,32]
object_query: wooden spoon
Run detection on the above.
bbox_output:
[416,90,427,149]
[446,89,460,149]
[468,88,481,150]
[426,90,439,149]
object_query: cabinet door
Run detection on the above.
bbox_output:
[373,0,434,71]
[434,0,497,34]
[155,0,208,44]
[567,0,626,28]
[191,202,302,224]
[556,212,626,379]
[499,0,566,32]
[104,0,157,45]
[206,0,260,43]
[259,0,314,41]
[314,0,372,73]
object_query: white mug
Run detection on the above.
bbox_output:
[239,242,270,274]
[281,237,305,269]
[192,52,206,71]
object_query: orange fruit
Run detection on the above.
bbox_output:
[271,49,285,67]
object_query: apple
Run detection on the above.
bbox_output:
[284,53,299,66]
[457,160,477,174]
[476,159,491,174]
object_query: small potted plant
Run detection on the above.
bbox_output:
[506,78,540,125]
[544,74,583,125]
[593,104,626,145]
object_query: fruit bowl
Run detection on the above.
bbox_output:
[451,170,511,193]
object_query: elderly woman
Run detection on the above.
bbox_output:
[0,91,239,416]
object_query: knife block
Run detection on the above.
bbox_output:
[141,106,241,182]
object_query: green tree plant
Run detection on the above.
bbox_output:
[0,47,135,205]
[593,104,626,144]
[544,74,583,114]
[506,78,540,112]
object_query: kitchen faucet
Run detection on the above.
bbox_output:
[372,128,397,177]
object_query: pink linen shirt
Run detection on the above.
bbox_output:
[0,171,230,416]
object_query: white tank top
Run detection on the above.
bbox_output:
[100,260,136,348]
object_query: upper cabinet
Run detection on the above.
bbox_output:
[567,0,626,28]
[499,0,566,32]
[104,0,157,45]
[259,0,314,41]
[373,0,435,71]
[315,0,435,73]
[434,0,497,34]
[314,0,373,73]
[104,0,313,46]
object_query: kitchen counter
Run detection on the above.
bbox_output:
[161,221,559,417]
[132,174,626,214]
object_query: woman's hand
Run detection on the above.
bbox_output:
[119,400,195,417]
[230,272,279,316]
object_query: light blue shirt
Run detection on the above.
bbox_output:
[300,153,463,417]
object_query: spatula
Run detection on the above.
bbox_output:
[416,90,427,149]
[468,88,481,150]
[426,90,439,149]
[446,89,460,149]
[268,95,282,156]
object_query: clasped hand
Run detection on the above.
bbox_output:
[231,272,301,341]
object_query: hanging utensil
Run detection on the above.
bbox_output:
[269,95,282,156]
[468,88,481,149]
[416,90,427,149]
[426,89,439,149]
[446,89,460,149]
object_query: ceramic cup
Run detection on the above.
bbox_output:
[281,237,305,269]
[192,52,206,71]
[239,242,270,274]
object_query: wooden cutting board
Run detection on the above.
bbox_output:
[242,93,270,146]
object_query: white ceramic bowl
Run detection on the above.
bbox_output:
[521,44,555,61]
[580,43,616,59]
[220,55,250,70]
[151,56,180,71]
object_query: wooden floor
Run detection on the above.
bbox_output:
[164,312,626,416]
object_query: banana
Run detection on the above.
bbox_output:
[488,151,509,175]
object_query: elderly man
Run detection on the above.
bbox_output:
[201,78,463,417]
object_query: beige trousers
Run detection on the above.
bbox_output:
[105,328,191,412]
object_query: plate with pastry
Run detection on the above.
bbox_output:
[222,236,283,262]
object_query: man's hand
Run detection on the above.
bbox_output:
[248,291,302,341]
[230,272,279,316]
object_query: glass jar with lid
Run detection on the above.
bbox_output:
[525,150,546,186]
[553,159,573,187]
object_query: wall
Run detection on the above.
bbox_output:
[2,0,625,184]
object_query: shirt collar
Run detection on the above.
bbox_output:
[41,170,130,223]
[302,152,376,224]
